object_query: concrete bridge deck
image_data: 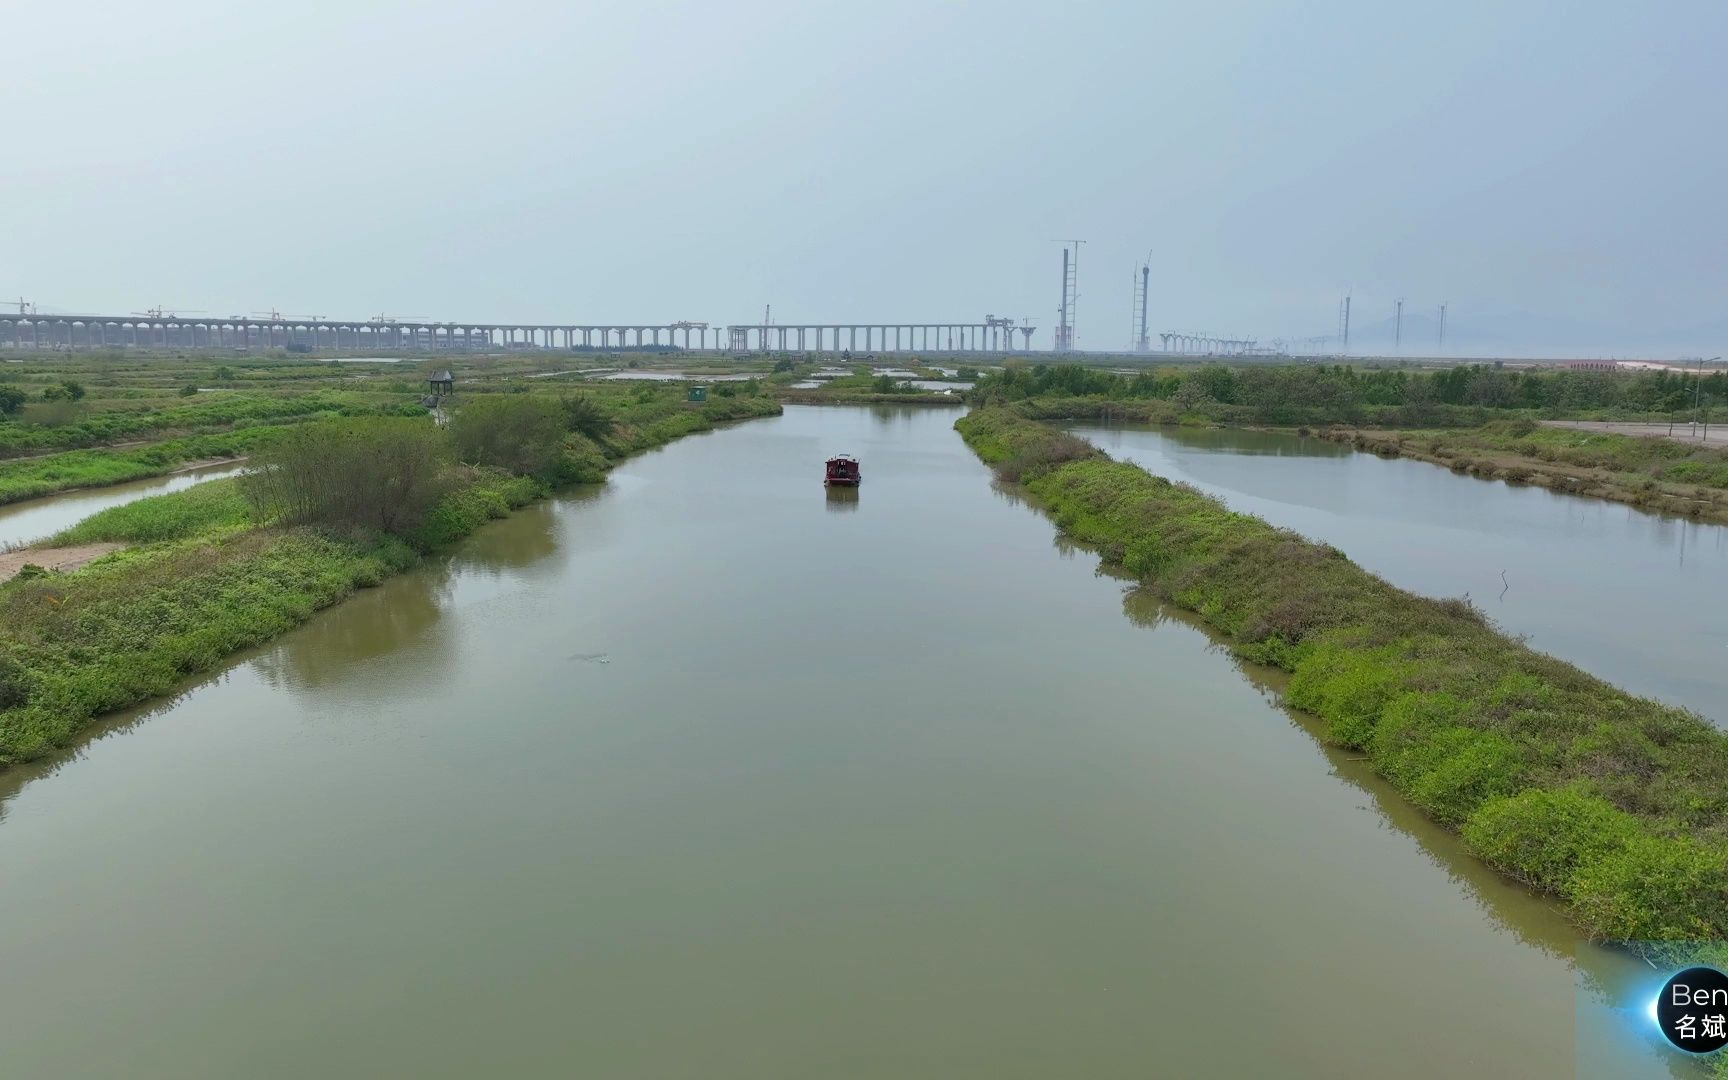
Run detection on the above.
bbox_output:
[0,312,1035,354]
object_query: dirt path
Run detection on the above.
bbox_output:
[0,543,125,582]
[1541,419,1720,445]
[169,456,247,473]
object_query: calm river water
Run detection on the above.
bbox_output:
[0,406,1701,1078]
[1072,424,1728,727]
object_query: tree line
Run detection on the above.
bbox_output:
[974,362,1728,419]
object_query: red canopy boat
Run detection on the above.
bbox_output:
[824,454,861,487]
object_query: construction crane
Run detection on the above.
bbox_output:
[134,306,206,319]
[12,297,35,316]
[370,313,428,324]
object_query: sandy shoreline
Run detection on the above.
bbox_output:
[0,543,125,583]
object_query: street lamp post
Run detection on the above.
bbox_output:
[1697,357,1721,440]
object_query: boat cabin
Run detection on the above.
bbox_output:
[824,454,861,487]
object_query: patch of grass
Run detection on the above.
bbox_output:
[48,478,255,545]
[0,391,424,458]
[0,428,273,505]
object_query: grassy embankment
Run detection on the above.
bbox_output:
[1316,421,1728,523]
[0,429,269,507]
[0,389,779,768]
[957,406,1728,945]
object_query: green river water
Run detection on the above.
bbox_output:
[0,406,1707,1078]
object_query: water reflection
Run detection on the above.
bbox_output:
[1063,492,1702,1079]
[252,566,457,695]
[0,664,237,826]
[1154,426,1353,458]
[1102,586,1704,1079]
[451,498,562,573]
[824,486,859,512]
[0,494,578,823]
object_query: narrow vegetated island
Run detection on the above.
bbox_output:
[956,406,1728,947]
[971,361,1728,523]
[0,383,778,767]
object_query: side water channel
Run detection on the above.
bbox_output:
[0,461,246,548]
[0,406,1702,1078]
[1071,423,1728,728]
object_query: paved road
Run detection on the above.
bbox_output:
[1542,419,1719,444]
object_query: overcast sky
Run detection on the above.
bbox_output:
[4,1,1724,354]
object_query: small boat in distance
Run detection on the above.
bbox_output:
[824,454,861,487]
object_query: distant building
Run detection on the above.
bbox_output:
[1562,360,1620,372]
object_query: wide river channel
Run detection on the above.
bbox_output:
[0,406,1708,1078]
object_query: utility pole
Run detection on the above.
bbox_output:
[1394,298,1404,355]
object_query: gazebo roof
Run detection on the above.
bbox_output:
[430,370,454,382]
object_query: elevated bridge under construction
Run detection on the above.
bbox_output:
[1159,332,1257,356]
[1,311,1034,354]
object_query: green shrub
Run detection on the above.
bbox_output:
[1463,787,1640,895]
[560,394,616,442]
[1403,726,1526,824]
[405,471,540,550]
[1284,642,1406,749]
[1567,832,1728,940]
[244,417,451,534]
[449,395,567,478]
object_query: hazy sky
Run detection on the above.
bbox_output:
[5,1,1725,352]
